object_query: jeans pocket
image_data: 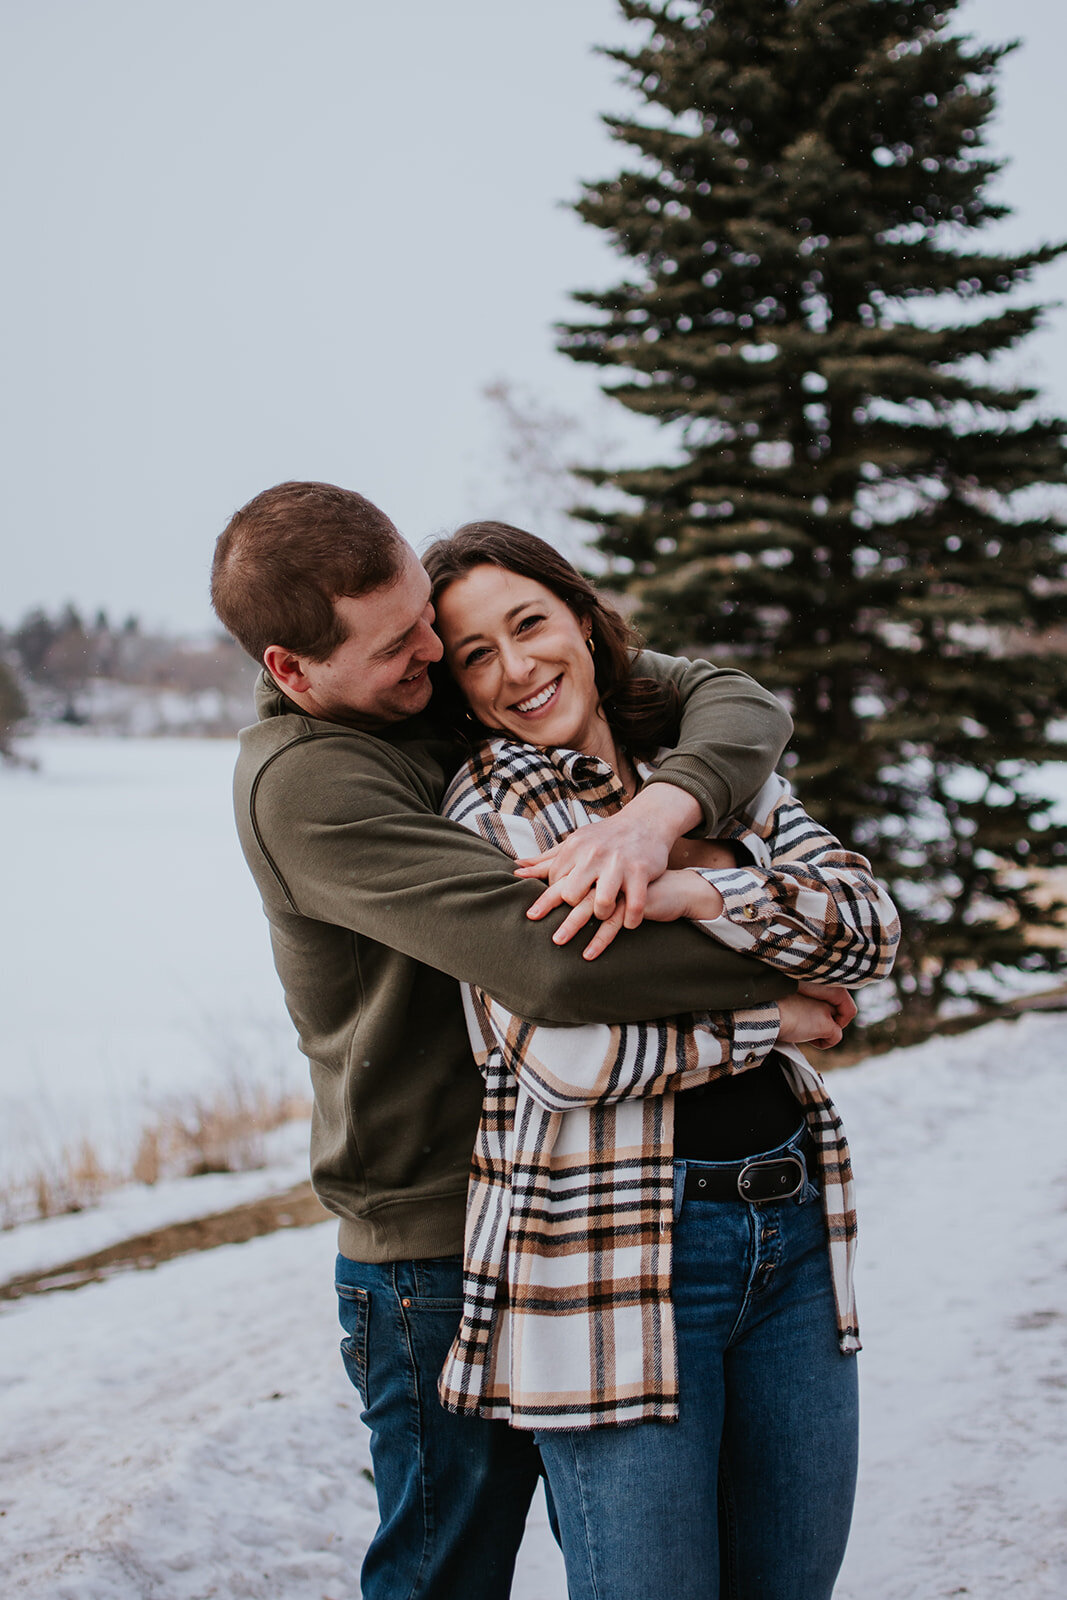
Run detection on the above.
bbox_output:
[336,1283,370,1403]
[402,1255,465,1308]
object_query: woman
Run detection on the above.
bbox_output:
[422,522,898,1600]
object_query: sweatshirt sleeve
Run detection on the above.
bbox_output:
[634,650,793,833]
[247,732,794,1028]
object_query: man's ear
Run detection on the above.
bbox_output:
[262,644,313,696]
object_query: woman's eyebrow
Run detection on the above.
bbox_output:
[451,602,533,652]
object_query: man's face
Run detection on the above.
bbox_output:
[290,545,443,728]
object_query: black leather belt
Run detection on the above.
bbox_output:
[682,1134,815,1205]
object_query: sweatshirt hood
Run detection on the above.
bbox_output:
[254,669,297,721]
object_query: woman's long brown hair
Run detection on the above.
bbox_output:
[422,521,679,759]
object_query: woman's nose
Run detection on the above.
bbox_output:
[499,642,535,682]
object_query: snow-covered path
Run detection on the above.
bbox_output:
[1,1012,1064,1598]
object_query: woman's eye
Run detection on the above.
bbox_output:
[516,613,544,633]
[463,645,491,669]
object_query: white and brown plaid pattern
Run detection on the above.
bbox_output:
[438,742,899,1429]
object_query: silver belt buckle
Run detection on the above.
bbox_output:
[737,1153,805,1204]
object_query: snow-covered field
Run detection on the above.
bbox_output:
[0,1012,1063,1598]
[2,734,1065,1597]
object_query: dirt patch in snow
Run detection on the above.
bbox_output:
[0,1182,331,1302]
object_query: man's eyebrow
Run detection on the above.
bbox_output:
[452,602,534,653]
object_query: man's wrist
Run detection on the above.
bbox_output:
[629,777,703,841]
[643,760,731,835]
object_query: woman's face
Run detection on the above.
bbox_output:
[434,563,612,759]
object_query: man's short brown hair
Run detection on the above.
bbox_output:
[211,481,407,663]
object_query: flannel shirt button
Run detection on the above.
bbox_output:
[743,903,758,920]
[744,1051,757,1066]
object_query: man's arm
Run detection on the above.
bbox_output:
[245,732,794,1028]
[637,650,793,832]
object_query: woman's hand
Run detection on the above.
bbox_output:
[643,870,725,924]
[776,995,843,1049]
[797,980,857,1031]
[517,783,703,927]
[547,869,727,960]
[777,984,857,1049]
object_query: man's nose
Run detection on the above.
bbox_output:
[417,620,444,663]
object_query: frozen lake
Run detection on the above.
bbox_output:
[0,734,299,1199]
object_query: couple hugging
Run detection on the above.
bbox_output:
[210,480,898,1600]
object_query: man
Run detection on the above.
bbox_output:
[210,480,804,1599]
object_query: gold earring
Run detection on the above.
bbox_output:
[586,635,595,657]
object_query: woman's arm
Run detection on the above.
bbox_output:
[465,982,780,1115]
[445,743,786,1112]
[644,783,900,989]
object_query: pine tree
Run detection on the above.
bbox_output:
[561,0,1067,1026]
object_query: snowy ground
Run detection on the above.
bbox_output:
[3,733,1065,1595]
[1,1010,1064,1599]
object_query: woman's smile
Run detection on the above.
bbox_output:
[512,675,562,716]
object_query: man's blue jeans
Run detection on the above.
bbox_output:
[535,1137,860,1600]
[335,1252,541,1599]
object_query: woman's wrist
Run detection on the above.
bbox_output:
[643,869,725,922]
[683,869,725,921]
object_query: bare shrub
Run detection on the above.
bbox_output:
[132,1075,310,1185]
[1,1073,311,1228]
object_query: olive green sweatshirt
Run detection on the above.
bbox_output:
[233,653,793,1262]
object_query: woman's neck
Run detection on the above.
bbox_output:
[582,717,637,800]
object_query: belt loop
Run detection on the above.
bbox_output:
[672,1161,687,1220]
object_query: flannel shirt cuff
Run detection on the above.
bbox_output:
[692,866,777,953]
[721,1003,780,1074]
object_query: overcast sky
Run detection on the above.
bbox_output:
[2,0,1064,636]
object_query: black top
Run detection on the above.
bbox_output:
[673,1051,804,1162]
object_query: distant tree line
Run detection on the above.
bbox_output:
[0,605,259,753]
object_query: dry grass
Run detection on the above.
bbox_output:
[0,1073,311,1230]
[130,1075,309,1185]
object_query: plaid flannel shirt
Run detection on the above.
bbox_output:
[438,739,899,1430]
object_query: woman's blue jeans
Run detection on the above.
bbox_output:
[535,1140,860,1600]
[335,1252,541,1600]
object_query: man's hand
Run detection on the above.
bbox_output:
[517,782,703,929]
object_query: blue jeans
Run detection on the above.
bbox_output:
[535,1133,859,1600]
[335,1252,541,1599]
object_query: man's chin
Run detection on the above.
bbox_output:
[389,673,434,720]
[326,678,433,731]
